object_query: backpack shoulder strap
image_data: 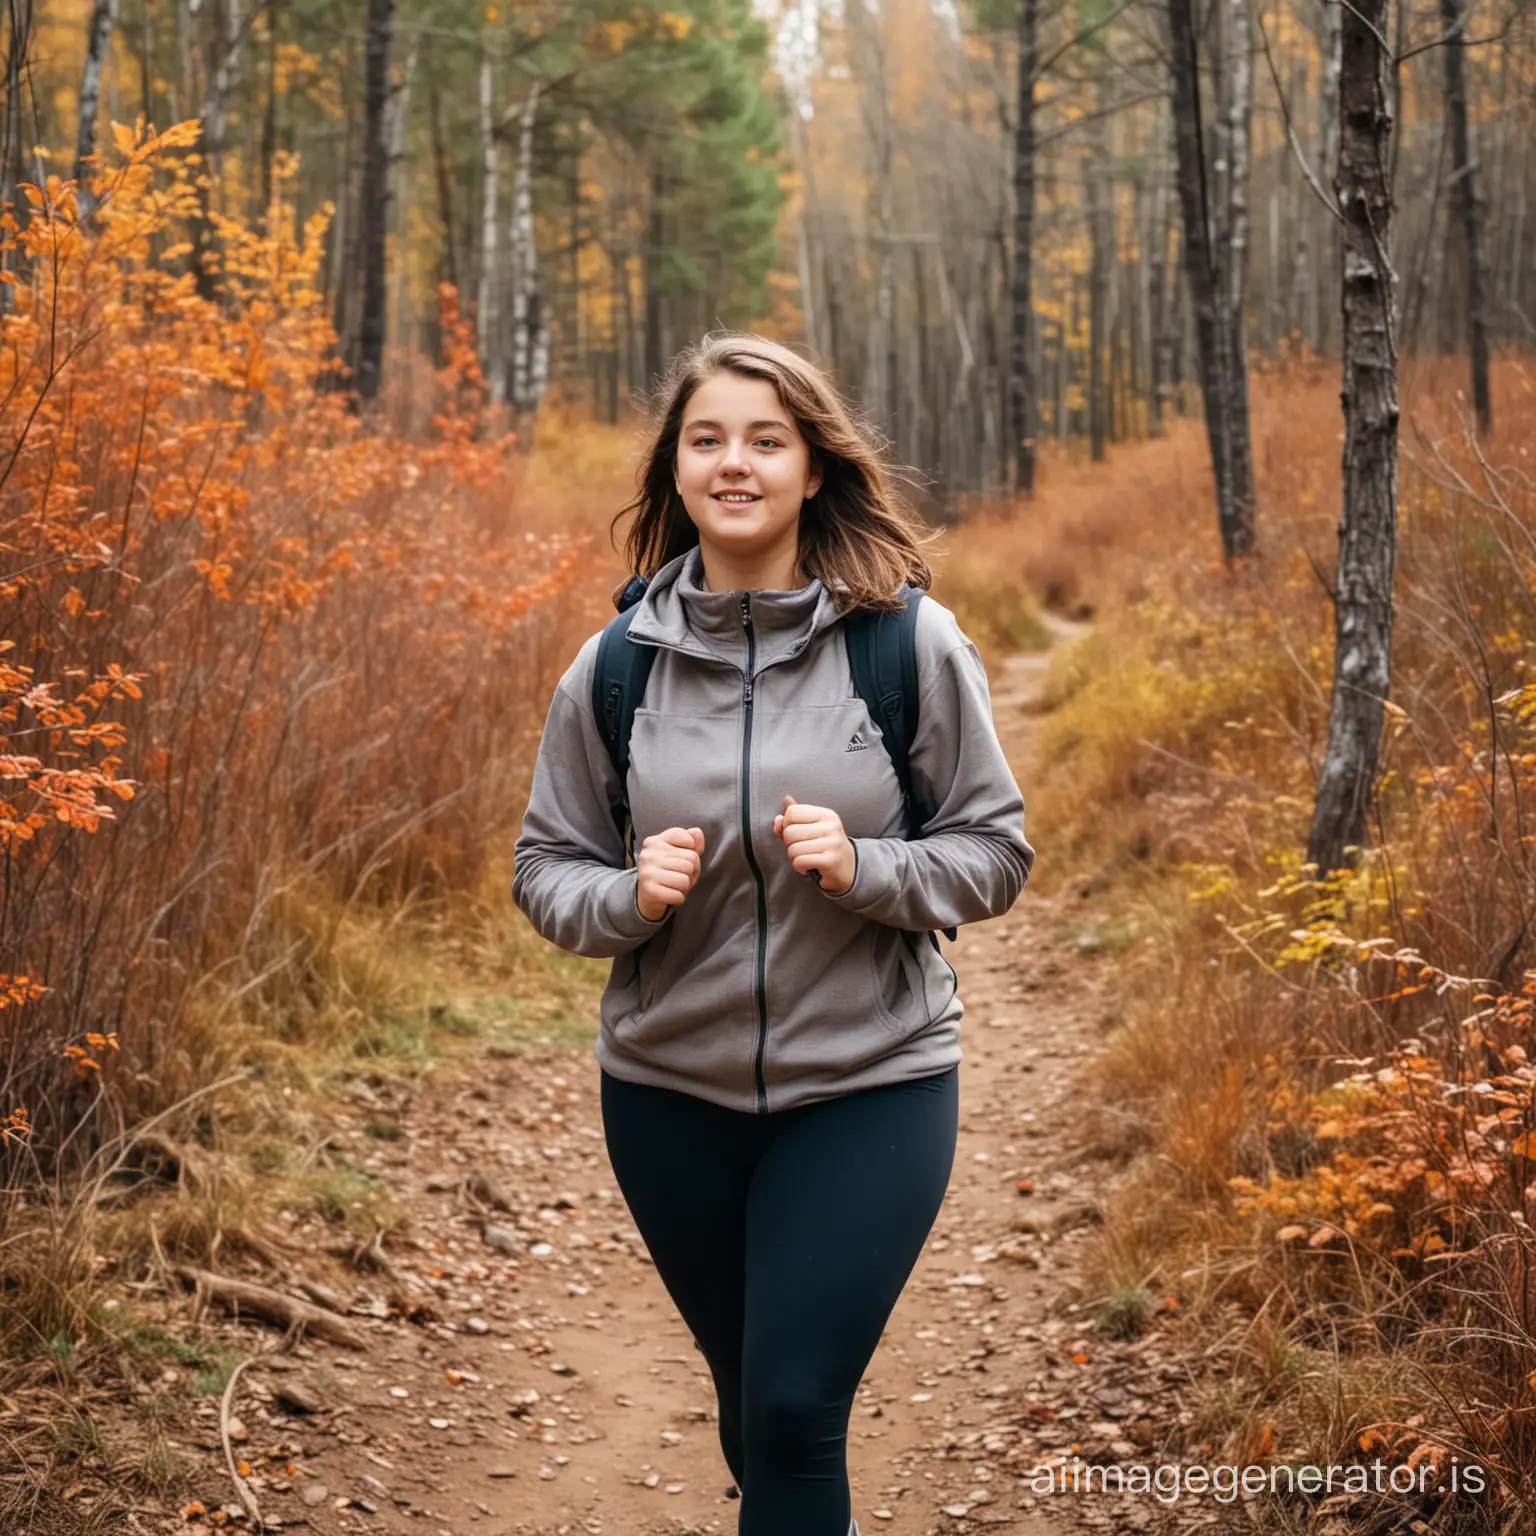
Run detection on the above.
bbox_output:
[592,582,657,845]
[843,587,924,838]
[844,589,956,946]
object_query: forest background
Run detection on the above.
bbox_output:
[3,0,1536,1526]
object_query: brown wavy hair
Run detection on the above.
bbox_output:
[614,333,935,612]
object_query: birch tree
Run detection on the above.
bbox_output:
[1307,0,1398,878]
[477,45,504,404]
[73,0,120,198]
[1217,0,1255,534]
[509,81,545,424]
[1165,0,1256,560]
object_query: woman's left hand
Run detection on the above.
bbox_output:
[774,795,856,895]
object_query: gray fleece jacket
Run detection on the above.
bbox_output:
[512,547,1035,1114]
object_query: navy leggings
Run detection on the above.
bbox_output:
[600,1065,958,1535]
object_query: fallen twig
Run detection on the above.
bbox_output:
[296,1277,352,1315]
[220,1357,263,1527]
[177,1267,368,1350]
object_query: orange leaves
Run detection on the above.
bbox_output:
[1,125,608,1178]
[195,559,236,600]
[0,656,142,849]
[0,975,50,1010]
[63,1032,120,1079]
[0,1107,30,1144]
[1237,957,1536,1277]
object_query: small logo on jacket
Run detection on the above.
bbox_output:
[845,732,869,753]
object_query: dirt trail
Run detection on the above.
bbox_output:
[169,640,1187,1536]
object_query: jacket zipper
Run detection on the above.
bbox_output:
[739,593,770,1113]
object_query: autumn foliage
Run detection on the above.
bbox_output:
[988,362,1536,1514]
[0,127,605,1165]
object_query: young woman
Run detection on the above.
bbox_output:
[513,334,1034,1536]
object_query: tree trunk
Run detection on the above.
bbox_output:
[1439,0,1492,432]
[352,0,396,402]
[73,0,120,197]
[138,0,153,133]
[384,37,417,359]
[643,161,666,390]
[329,74,358,337]
[1318,0,1342,354]
[1165,0,1255,560]
[1009,0,1037,493]
[1087,150,1111,462]
[189,0,250,301]
[1288,53,1312,347]
[1307,0,1398,878]
[1148,102,1175,437]
[429,81,458,295]
[788,107,822,358]
[3,0,27,209]
[258,0,280,217]
[509,81,544,425]
[477,47,503,403]
[1219,0,1256,528]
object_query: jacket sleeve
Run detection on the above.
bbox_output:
[826,603,1035,931]
[512,638,668,958]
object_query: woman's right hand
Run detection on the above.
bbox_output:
[636,826,706,922]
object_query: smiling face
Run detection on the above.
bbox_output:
[674,371,822,588]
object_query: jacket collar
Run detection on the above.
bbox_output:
[625,546,846,668]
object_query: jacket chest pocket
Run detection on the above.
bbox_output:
[626,708,741,852]
[753,701,907,842]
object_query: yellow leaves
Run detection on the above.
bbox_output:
[592,18,635,49]
[588,9,691,51]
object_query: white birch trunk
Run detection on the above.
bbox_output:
[510,81,544,417]
[74,0,121,195]
[477,47,504,404]
[202,0,248,169]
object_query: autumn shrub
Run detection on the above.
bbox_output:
[941,361,1536,1522]
[0,129,616,1261]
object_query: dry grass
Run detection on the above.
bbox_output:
[938,358,1536,1529]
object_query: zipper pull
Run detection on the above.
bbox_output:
[740,594,752,629]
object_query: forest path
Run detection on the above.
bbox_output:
[186,629,1184,1536]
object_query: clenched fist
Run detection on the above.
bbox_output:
[636,825,705,922]
[774,796,856,895]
